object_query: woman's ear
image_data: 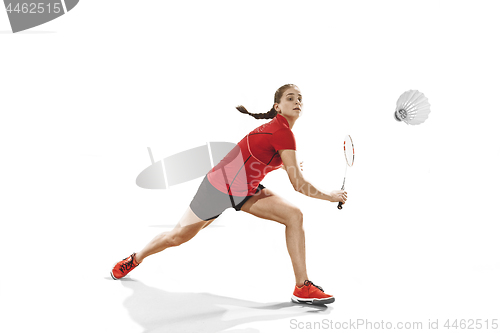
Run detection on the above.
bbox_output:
[274,102,280,113]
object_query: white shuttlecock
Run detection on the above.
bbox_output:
[394,90,431,125]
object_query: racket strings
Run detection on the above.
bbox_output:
[341,135,354,189]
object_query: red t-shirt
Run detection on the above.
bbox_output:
[207,114,296,196]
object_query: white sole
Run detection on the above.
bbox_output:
[291,295,335,305]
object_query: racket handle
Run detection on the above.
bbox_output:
[337,185,345,210]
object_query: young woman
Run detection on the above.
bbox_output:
[111,84,347,305]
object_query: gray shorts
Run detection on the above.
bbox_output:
[189,175,265,221]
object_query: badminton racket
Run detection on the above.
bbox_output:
[337,135,354,210]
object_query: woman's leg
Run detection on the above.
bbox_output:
[240,188,307,286]
[135,207,215,263]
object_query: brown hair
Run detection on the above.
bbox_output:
[236,84,297,120]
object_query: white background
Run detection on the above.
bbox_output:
[1,1,499,332]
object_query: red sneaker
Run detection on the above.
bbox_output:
[291,280,335,305]
[110,253,139,280]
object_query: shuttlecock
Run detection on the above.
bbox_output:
[394,90,431,125]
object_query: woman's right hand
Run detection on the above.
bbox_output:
[330,190,347,203]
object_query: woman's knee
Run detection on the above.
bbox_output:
[286,207,303,228]
[169,224,204,247]
[168,231,189,247]
[168,233,184,247]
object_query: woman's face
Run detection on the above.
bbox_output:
[275,86,303,118]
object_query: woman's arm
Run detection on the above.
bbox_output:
[279,149,347,203]
[281,160,303,171]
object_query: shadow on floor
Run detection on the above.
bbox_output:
[119,278,332,333]
[148,224,225,228]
